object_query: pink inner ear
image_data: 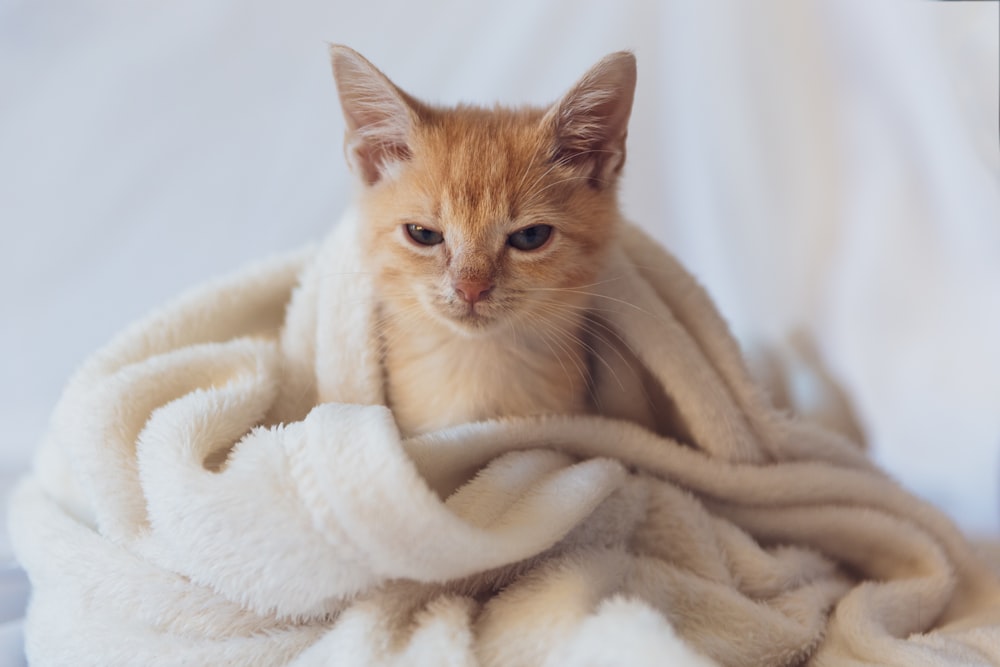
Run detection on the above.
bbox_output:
[341,93,415,185]
[348,134,412,186]
[332,47,417,185]
[548,52,636,186]
[550,115,627,188]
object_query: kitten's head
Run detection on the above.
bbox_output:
[330,46,636,336]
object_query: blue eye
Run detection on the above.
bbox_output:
[508,224,553,251]
[405,224,444,246]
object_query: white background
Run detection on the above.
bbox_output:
[1,0,998,661]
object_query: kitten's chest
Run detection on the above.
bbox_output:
[382,325,589,436]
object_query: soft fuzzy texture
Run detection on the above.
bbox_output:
[10,210,1000,666]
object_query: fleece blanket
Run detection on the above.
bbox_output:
[9,210,1000,666]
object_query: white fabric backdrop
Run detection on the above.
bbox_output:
[0,0,997,662]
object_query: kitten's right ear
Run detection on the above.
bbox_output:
[329,45,421,186]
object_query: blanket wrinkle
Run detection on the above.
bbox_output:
[9,209,1000,666]
[637,240,874,469]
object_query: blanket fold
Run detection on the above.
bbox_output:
[10,210,1000,666]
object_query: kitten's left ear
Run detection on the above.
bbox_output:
[544,51,637,188]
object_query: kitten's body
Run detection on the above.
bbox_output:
[330,47,636,436]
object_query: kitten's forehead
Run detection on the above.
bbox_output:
[416,106,552,226]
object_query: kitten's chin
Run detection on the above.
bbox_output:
[440,311,502,337]
[425,303,505,337]
[415,294,507,337]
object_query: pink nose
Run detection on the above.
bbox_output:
[454,279,493,305]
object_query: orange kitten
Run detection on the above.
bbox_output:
[330,46,636,436]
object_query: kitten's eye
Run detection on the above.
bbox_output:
[507,225,553,251]
[405,223,444,246]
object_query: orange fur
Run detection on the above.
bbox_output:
[330,46,636,435]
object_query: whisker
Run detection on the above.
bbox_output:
[524,288,666,325]
[521,275,627,292]
[514,154,543,201]
[517,151,582,202]
[531,314,603,410]
[516,311,578,396]
[523,293,645,374]
[530,302,626,394]
[520,174,611,209]
[518,148,618,206]
[525,293,666,419]
[519,304,599,390]
[546,323,606,411]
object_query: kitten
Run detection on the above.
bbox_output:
[330,45,636,436]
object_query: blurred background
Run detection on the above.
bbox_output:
[0,0,997,661]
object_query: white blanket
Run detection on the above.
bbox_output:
[10,211,1000,666]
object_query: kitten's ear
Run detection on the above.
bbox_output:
[329,45,422,186]
[544,51,636,188]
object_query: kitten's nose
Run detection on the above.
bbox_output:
[453,279,493,305]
